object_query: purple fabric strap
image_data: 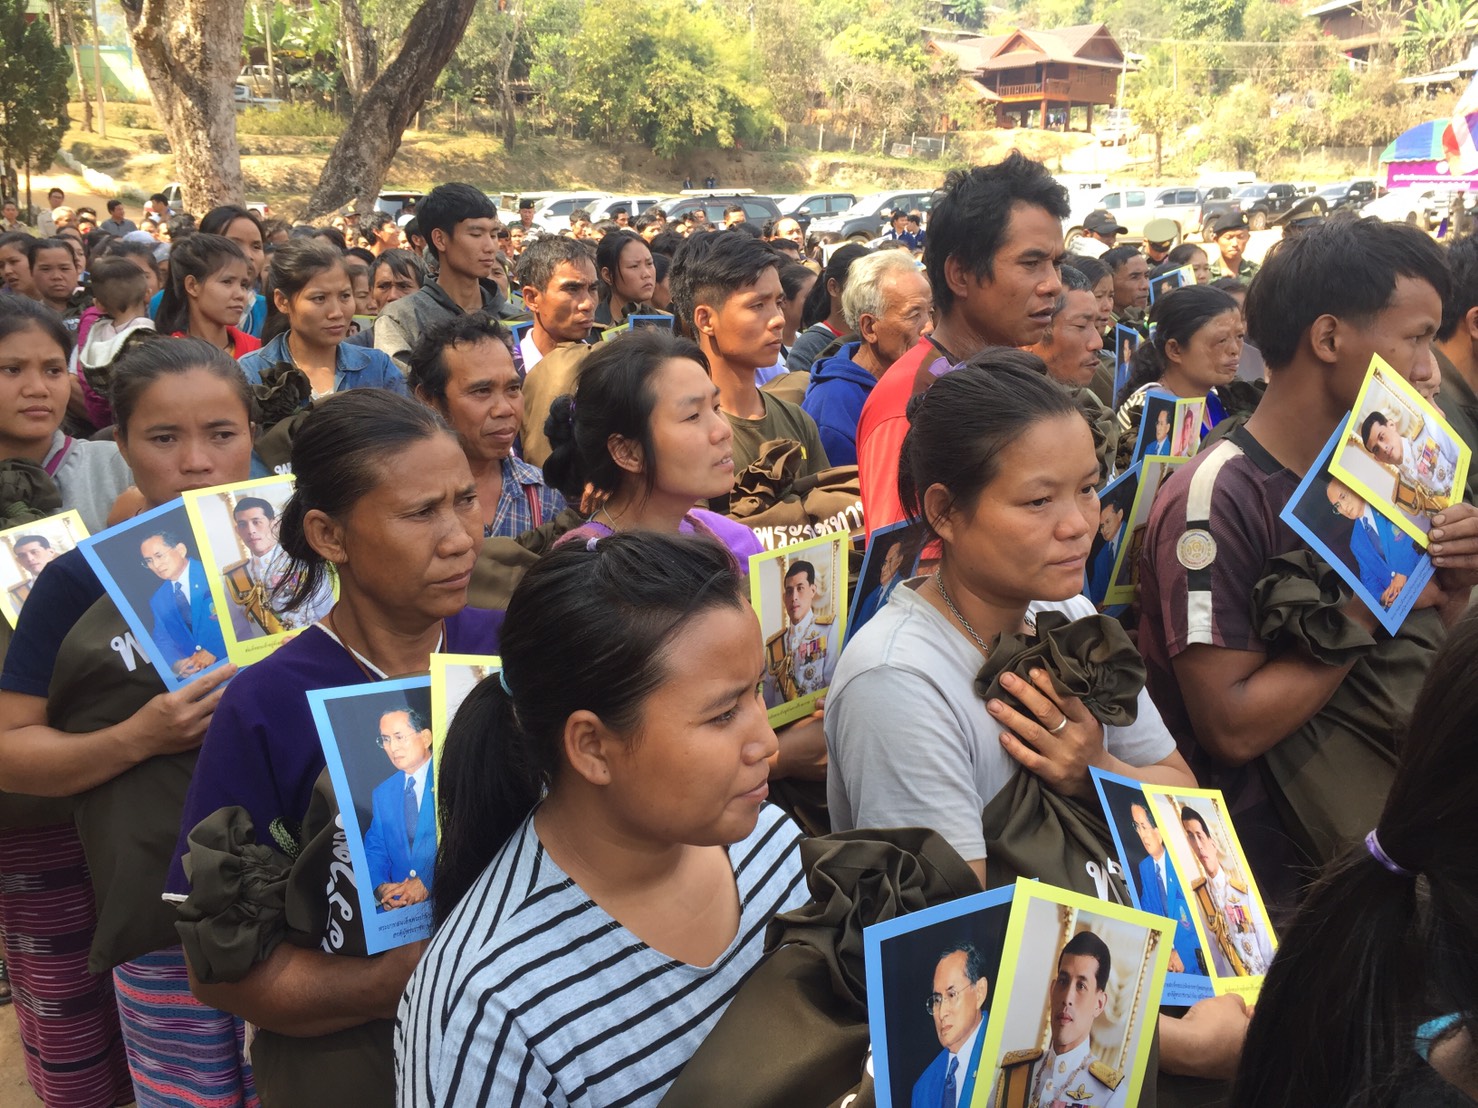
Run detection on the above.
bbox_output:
[43,435,74,477]
[1365,829,1415,878]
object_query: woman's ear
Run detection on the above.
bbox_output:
[302,508,347,567]
[1163,337,1184,367]
[273,286,291,315]
[922,482,958,546]
[183,274,201,301]
[560,709,621,787]
[607,433,645,476]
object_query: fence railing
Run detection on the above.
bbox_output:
[995,78,1073,98]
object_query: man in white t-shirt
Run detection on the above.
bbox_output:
[1072,210,1125,260]
[515,236,596,375]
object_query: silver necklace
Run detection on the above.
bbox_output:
[934,569,992,657]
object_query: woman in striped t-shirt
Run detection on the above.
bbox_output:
[397,531,808,1107]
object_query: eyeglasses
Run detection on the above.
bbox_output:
[377,732,421,749]
[140,551,176,568]
[926,986,968,1014]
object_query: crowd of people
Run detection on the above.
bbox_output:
[1,151,1478,1108]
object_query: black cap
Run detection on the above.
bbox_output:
[1084,209,1128,235]
[1212,211,1250,237]
[518,198,535,210]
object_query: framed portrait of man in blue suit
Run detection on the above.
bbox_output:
[863,887,1013,1108]
[1091,767,1214,1006]
[310,677,438,953]
[79,499,232,692]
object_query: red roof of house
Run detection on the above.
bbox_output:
[932,23,1128,73]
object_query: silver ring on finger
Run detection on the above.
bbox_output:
[1047,715,1069,735]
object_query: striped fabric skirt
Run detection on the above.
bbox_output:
[0,822,134,1108]
[113,947,259,1108]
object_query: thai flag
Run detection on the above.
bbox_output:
[1448,76,1478,175]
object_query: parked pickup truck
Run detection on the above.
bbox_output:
[1195,182,1330,238]
[1065,185,1204,248]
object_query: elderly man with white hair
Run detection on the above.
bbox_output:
[802,250,932,467]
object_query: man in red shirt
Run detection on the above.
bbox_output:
[855,154,1070,535]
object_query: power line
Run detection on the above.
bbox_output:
[1132,34,1381,46]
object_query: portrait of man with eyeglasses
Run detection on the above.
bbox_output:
[362,705,437,912]
[139,527,225,677]
[912,942,990,1108]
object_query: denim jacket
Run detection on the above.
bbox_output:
[237,331,409,397]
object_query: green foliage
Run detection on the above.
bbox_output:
[1403,0,1478,71]
[237,104,341,135]
[527,0,777,156]
[244,0,337,59]
[117,105,152,130]
[948,0,993,27]
[0,0,70,181]
[1172,0,1245,41]
[1124,52,1190,175]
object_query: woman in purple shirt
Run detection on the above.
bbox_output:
[167,389,501,1107]
[542,328,763,563]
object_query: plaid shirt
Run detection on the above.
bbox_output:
[486,454,566,539]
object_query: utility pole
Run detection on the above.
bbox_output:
[747,1,755,83]
[262,1,278,99]
[89,0,106,137]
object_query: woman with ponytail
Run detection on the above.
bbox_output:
[1113,284,1244,467]
[397,531,807,1107]
[1233,610,1478,1107]
[541,328,762,563]
[166,389,501,1107]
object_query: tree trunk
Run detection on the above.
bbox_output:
[88,0,106,138]
[301,0,476,219]
[121,0,246,210]
[338,0,376,103]
[61,2,93,133]
[494,2,523,150]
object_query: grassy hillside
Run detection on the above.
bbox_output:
[60,100,1387,214]
[61,102,1090,211]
